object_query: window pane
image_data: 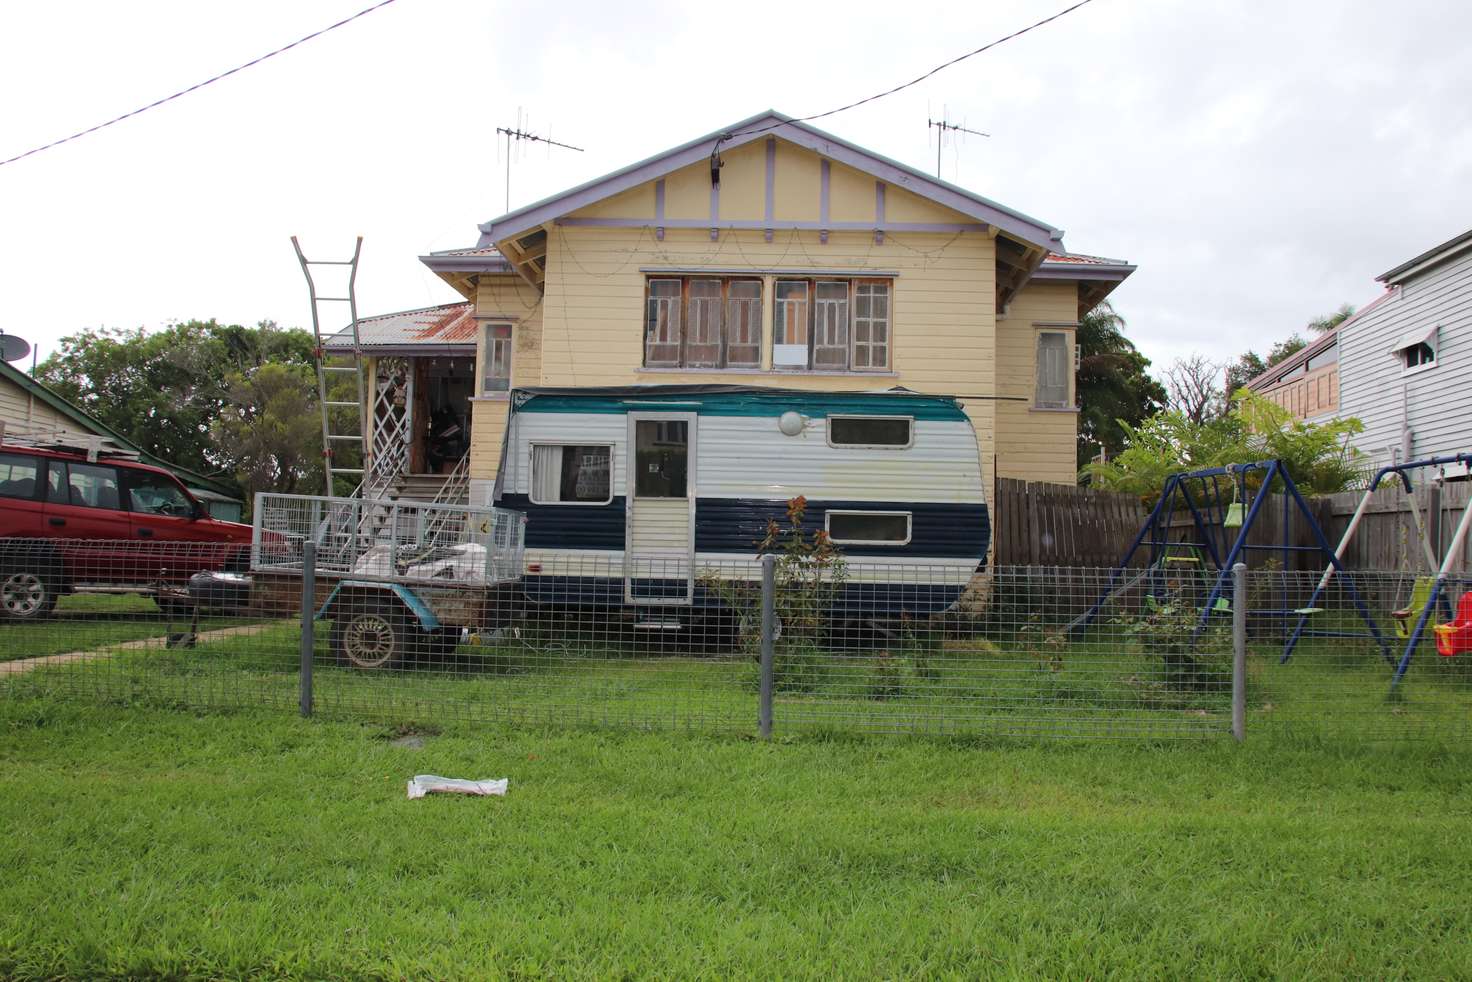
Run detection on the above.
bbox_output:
[634,420,688,497]
[531,445,611,504]
[685,279,723,368]
[827,512,910,544]
[852,282,890,371]
[813,281,850,369]
[66,462,121,510]
[725,280,762,368]
[774,280,810,350]
[0,453,40,500]
[645,280,683,366]
[482,323,512,393]
[1036,331,1071,407]
[828,416,912,447]
[128,473,194,517]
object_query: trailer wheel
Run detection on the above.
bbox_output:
[332,608,410,670]
[0,566,59,621]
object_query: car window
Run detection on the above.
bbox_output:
[46,462,68,504]
[65,462,122,510]
[128,472,195,518]
[0,453,41,500]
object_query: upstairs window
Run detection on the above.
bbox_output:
[1403,341,1435,370]
[644,277,763,369]
[482,323,512,393]
[1392,326,1438,373]
[774,278,891,372]
[1035,330,1073,409]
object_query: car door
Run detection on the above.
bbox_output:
[42,459,132,584]
[123,468,218,579]
[0,452,47,537]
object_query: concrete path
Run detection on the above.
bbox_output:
[0,622,279,675]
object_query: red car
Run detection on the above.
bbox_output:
[0,443,252,619]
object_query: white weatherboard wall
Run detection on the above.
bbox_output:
[1339,247,1472,470]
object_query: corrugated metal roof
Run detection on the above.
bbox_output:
[324,302,477,349]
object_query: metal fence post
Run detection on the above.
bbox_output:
[759,554,776,739]
[1232,561,1246,743]
[300,541,316,718]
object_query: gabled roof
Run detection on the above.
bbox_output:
[472,109,1067,253]
[0,360,239,499]
[324,302,477,353]
[1377,226,1472,285]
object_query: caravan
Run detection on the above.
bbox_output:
[495,386,989,622]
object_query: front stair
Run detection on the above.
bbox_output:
[387,472,468,504]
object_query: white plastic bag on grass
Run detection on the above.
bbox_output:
[407,775,508,799]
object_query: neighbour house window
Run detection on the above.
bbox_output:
[0,453,40,500]
[530,444,612,505]
[1403,341,1435,370]
[827,416,914,449]
[643,277,763,369]
[1035,330,1073,409]
[482,323,512,394]
[774,278,892,372]
[825,510,912,546]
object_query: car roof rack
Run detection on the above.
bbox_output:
[0,422,143,463]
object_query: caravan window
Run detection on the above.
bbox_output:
[825,511,911,545]
[826,416,913,449]
[530,445,612,504]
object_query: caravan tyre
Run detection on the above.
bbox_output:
[332,608,410,670]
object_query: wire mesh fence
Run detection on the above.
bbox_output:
[2,537,1469,743]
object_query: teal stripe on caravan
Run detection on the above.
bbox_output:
[517,391,968,421]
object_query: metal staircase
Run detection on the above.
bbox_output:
[292,236,368,497]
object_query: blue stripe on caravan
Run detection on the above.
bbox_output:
[520,576,970,617]
[517,391,968,421]
[500,494,989,559]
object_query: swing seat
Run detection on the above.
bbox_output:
[1433,593,1472,657]
[1223,502,1245,528]
[1392,577,1438,640]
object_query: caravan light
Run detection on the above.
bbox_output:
[778,411,805,436]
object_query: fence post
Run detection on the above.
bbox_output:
[758,554,776,739]
[300,541,316,718]
[1232,561,1246,743]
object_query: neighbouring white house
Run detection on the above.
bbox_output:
[1250,226,1472,473]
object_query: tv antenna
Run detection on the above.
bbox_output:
[927,111,989,180]
[496,110,584,213]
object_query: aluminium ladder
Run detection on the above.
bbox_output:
[292,236,368,497]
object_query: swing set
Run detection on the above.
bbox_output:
[1073,459,1389,656]
[1280,453,1472,688]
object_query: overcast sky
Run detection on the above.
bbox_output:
[3,0,1469,378]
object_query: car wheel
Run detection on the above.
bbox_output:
[332,608,409,670]
[0,568,58,621]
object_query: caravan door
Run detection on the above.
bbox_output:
[624,413,695,605]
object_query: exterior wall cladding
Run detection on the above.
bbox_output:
[463,134,1093,505]
[1339,246,1472,470]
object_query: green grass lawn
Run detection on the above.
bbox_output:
[1,696,1470,979]
[0,594,257,662]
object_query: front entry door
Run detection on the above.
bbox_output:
[624,413,695,605]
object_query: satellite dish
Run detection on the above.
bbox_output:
[0,335,30,363]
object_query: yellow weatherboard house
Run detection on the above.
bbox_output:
[336,110,1132,510]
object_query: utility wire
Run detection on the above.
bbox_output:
[0,0,402,169]
[724,0,1096,142]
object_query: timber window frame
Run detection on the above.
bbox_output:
[643,276,764,369]
[1034,329,1074,409]
[773,277,892,372]
[481,322,512,394]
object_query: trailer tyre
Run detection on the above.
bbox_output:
[0,565,59,621]
[332,608,410,670]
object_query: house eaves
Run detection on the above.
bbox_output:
[471,110,1067,255]
[1377,226,1472,285]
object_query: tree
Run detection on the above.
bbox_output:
[1223,332,1308,395]
[1163,354,1225,424]
[35,319,317,494]
[211,363,324,499]
[1081,390,1365,503]
[1307,302,1355,334]
[1075,301,1167,469]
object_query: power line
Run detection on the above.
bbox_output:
[0,0,403,169]
[722,0,1096,143]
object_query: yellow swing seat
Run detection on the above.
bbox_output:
[1392,577,1438,640]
